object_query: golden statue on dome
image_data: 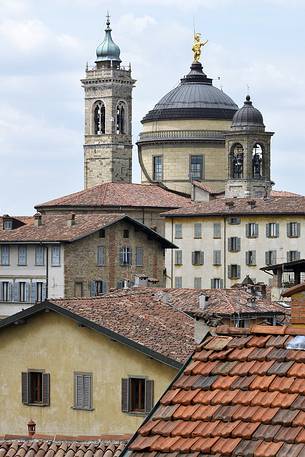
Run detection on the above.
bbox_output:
[192,32,208,63]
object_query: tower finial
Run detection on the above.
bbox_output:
[106,11,111,30]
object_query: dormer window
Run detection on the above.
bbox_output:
[3,219,12,230]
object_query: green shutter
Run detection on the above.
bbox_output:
[21,372,29,404]
[42,373,50,406]
[121,378,129,412]
[145,380,154,413]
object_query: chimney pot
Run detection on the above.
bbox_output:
[27,419,36,436]
[34,213,42,227]
[67,213,76,227]
[199,293,209,310]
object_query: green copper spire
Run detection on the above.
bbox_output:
[96,13,121,64]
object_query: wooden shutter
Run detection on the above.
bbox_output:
[90,281,97,297]
[21,372,29,404]
[42,373,50,406]
[97,246,105,266]
[25,283,31,303]
[136,247,143,266]
[31,283,37,303]
[287,223,291,237]
[236,238,241,251]
[275,223,279,237]
[175,224,182,239]
[266,224,270,237]
[75,374,83,408]
[297,223,301,237]
[8,283,12,301]
[12,283,19,302]
[271,251,277,265]
[246,252,250,265]
[228,265,232,279]
[0,282,3,301]
[42,283,47,301]
[121,378,129,412]
[82,374,92,409]
[145,380,154,413]
[252,251,256,265]
[191,252,196,265]
[236,265,241,279]
[199,251,204,265]
[246,224,250,237]
[220,279,224,288]
[214,223,221,238]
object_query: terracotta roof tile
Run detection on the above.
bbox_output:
[125,325,305,457]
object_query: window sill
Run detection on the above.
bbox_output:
[123,411,147,417]
[24,403,49,407]
[71,407,95,411]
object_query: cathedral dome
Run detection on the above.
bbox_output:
[96,17,121,63]
[231,95,264,131]
[142,62,238,123]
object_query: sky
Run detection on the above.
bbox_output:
[1,0,305,215]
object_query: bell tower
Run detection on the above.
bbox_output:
[225,95,274,198]
[82,15,136,189]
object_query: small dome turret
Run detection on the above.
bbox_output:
[231,95,265,131]
[96,15,121,64]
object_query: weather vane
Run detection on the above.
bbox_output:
[192,32,208,63]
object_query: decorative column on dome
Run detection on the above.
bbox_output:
[225,95,274,198]
[81,14,136,189]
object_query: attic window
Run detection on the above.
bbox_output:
[286,335,305,350]
[3,220,12,230]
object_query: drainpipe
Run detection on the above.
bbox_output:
[171,218,174,288]
[45,245,49,299]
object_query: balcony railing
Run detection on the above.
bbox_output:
[138,129,226,143]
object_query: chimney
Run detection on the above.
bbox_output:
[247,199,256,209]
[225,201,235,208]
[134,274,148,287]
[34,212,42,227]
[27,419,36,437]
[67,213,76,227]
[194,318,210,344]
[282,283,305,326]
[199,293,209,310]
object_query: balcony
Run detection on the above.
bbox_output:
[138,129,226,144]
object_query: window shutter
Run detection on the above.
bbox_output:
[8,283,12,301]
[287,223,290,237]
[12,283,19,302]
[266,224,270,237]
[252,251,256,265]
[228,265,232,279]
[119,248,124,265]
[25,283,30,303]
[90,281,97,297]
[121,378,129,412]
[265,252,269,265]
[42,283,47,301]
[296,251,301,261]
[82,374,92,409]
[246,224,250,237]
[31,283,37,303]
[0,283,3,301]
[200,251,204,265]
[129,247,132,265]
[75,374,83,408]
[42,373,50,406]
[237,265,241,279]
[271,251,277,265]
[220,279,224,288]
[210,278,214,288]
[191,252,196,265]
[145,380,154,413]
[297,223,301,237]
[97,246,105,266]
[102,281,108,294]
[287,251,291,263]
[21,372,29,404]
[275,223,279,237]
[236,238,241,251]
[136,247,143,266]
[246,252,250,265]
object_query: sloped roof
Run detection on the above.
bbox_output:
[105,287,286,317]
[125,324,305,457]
[0,298,195,367]
[162,196,305,218]
[0,214,176,248]
[35,183,191,210]
[0,438,127,457]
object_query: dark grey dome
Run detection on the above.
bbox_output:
[142,62,238,123]
[231,95,265,131]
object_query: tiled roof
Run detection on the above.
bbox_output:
[162,195,305,217]
[50,295,195,365]
[0,214,176,248]
[192,181,223,195]
[0,438,127,457]
[105,287,286,318]
[271,190,302,197]
[125,325,305,457]
[282,283,305,297]
[35,183,191,210]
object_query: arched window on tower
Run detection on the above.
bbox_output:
[116,102,126,134]
[252,143,263,178]
[230,143,244,179]
[94,101,105,135]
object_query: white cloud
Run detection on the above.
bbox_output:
[117,13,157,33]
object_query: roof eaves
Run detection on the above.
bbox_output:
[0,301,182,369]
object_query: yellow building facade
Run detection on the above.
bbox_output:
[0,306,178,436]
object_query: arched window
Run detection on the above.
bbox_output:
[230,143,244,179]
[252,143,263,178]
[116,102,126,134]
[94,101,105,135]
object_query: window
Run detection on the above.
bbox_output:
[153,156,163,181]
[287,222,301,238]
[213,223,222,239]
[135,247,143,266]
[175,276,182,288]
[194,277,202,289]
[97,246,106,266]
[90,280,107,296]
[74,282,83,297]
[123,229,129,239]
[18,246,27,266]
[190,155,203,180]
[3,220,12,230]
[174,224,182,239]
[99,229,105,238]
[213,250,221,266]
[51,246,61,266]
[265,250,277,266]
[36,282,44,302]
[228,237,241,252]
[21,370,50,406]
[119,246,132,265]
[121,377,154,414]
[194,223,202,239]
[19,282,28,302]
[211,278,223,289]
[246,250,256,266]
[74,372,93,410]
[230,143,244,179]
[228,217,240,225]
[175,250,182,265]
[246,223,259,238]
[252,143,263,178]
[287,251,301,263]
[35,246,45,266]
[0,282,10,302]
[228,265,241,279]
[266,223,279,238]
[116,102,126,134]
[0,245,10,266]
[192,251,204,265]
[94,101,105,134]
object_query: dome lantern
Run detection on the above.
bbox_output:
[96,14,121,66]
[231,95,265,131]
